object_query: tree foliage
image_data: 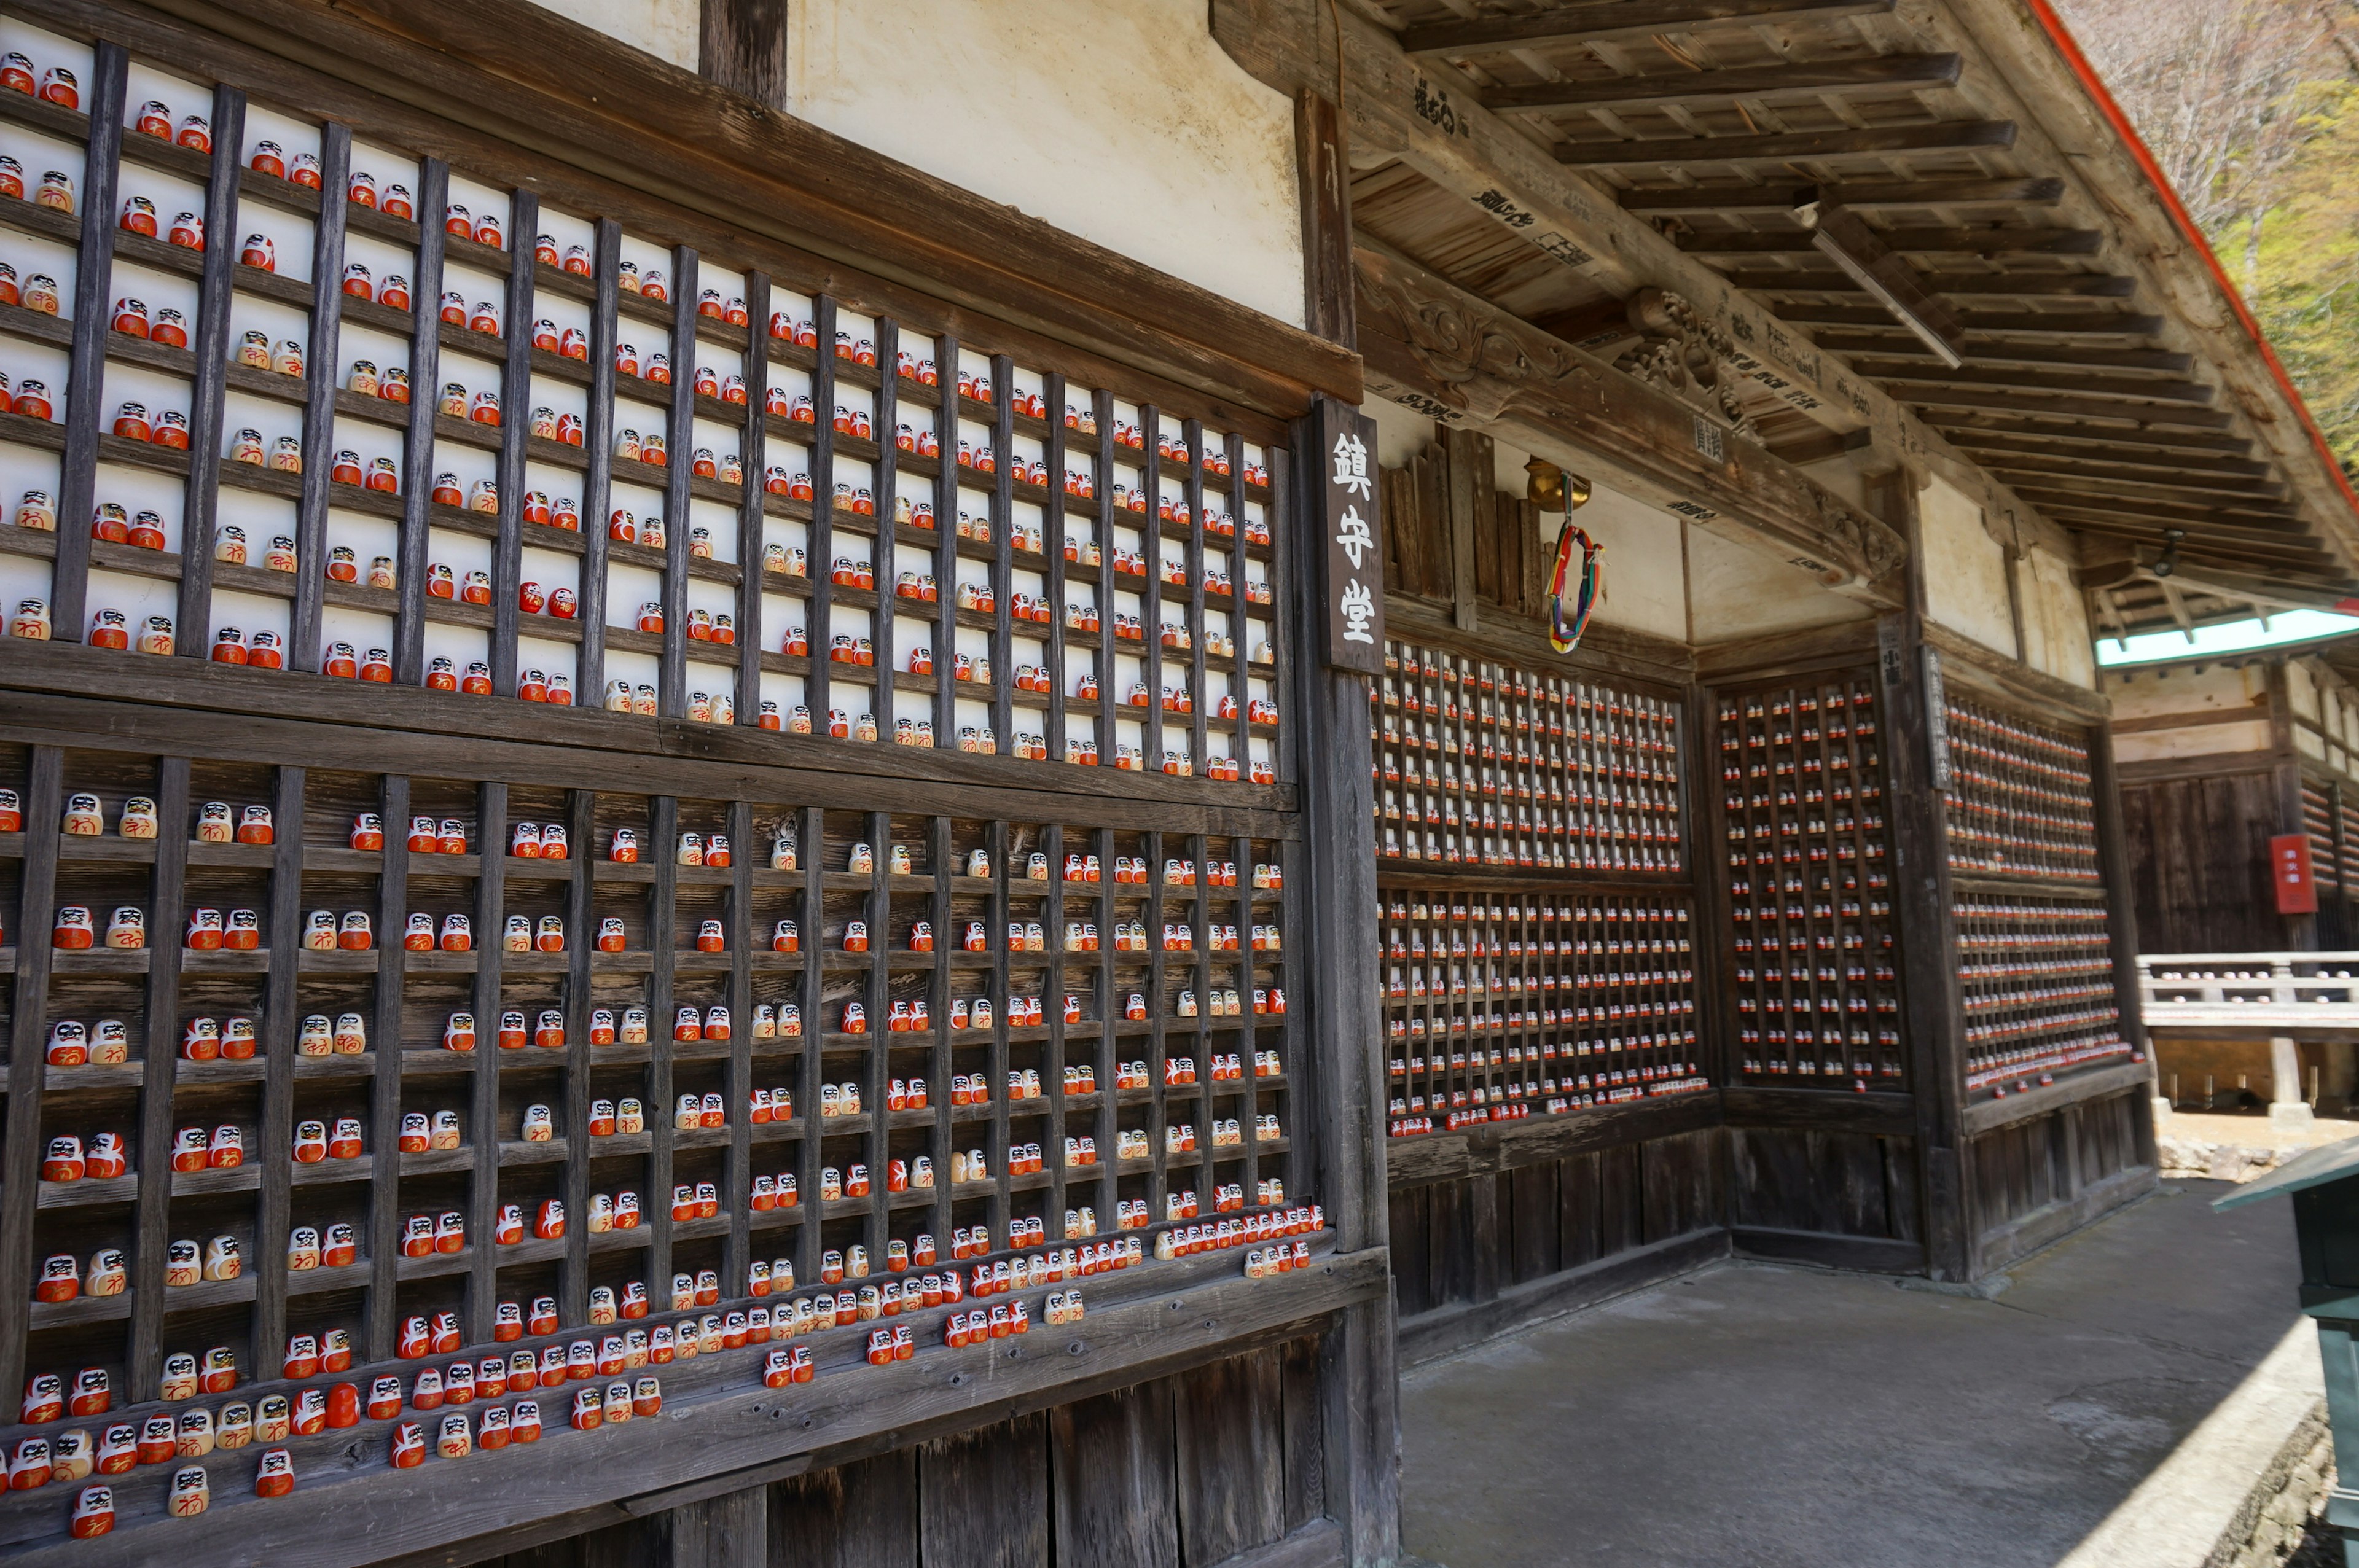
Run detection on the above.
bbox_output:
[2052,0,2359,476]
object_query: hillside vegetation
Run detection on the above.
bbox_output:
[2052,0,2359,477]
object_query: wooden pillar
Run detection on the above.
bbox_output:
[2089,717,2161,1141]
[2269,661,2320,951]
[1874,469,1973,1283]
[700,0,788,111]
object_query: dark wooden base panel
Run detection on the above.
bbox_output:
[1397,1227,1726,1367]
[1965,1086,2154,1278]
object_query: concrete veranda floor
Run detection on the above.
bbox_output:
[1398,1180,2305,1567]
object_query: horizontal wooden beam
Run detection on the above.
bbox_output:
[1963,451,2286,501]
[1723,269,2135,299]
[2044,516,2334,573]
[2010,486,2315,532]
[1982,467,2300,517]
[1481,54,1962,114]
[1942,429,2274,478]
[1765,426,1876,466]
[1404,0,1895,57]
[1621,176,2062,214]
[1882,383,2234,428]
[1920,409,2256,457]
[1810,331,2185,370]
[1352,238,1907,599]
[1681,225,2102,256]
[1851,360,2216,405]
[1778,303,2164,335]
[1558,118,2014,168]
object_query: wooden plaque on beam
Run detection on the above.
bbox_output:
[1308,395,1387,676]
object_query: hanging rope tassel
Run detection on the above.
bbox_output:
[1547,518,1603,653]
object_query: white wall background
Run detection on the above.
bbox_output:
[1919,474,2016,660]
[526,1,1304,326]
[786,1,1305,327]
[528,0,698,68]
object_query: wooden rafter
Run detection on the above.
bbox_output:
[1721,269,2135,299]
[2008,486,2315,532]
[1775,303,2162,335]
[1558,119,2016,168]
[1480,55,1963,114]
[1403,0,1897,57]
[1809,332,2186,370]
[1679,226,2102,256]
[1850,361,2216,405]
[1941,429,2272,477]
[1887,385,2233,428]
[1621,177,2063,214]
[1984,468,2301,515]
[1960,450,2286,501]
[1920,411,2257,457]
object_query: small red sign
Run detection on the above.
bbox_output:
[2272,833,2318,915]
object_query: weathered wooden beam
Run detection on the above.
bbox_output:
[1942,428,2273,478]
[1778,303,2164,335]
[1352,239,1908,599]
[1680,225,2103,256]
[1981,466,2301,516]
[1852,361,2217,405]
[1962,450,2286,501]
[1922,409,2255,456]
[1481,54,1963,114]
[1882,383,2234,429]
[1810,331,2186,370]
[1559,117,2014,168]
[1404,0,1895,57]
[2009,486,2318,532]
[1621,176,2062,214]
[1722,269,2136,299]
[2045,516,2336,572]
[1766,426,1876,466]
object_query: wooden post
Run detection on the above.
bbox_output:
[1291,394,1399,1566]
[1875,470,1973,1282]
[699,0,789,112]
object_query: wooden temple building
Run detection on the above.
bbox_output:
[0,0,2348,1562]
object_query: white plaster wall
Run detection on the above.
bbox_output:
[1685,520,1871,643]
[1368,395,1438,472]
[527,0,698,69]
[2014,546,2095,688]
[1919,474,2016,660]
[2100,660,2266,722]
[2288,657,2321,720]
[2113,720,2273,763]
[785,1,1304,327]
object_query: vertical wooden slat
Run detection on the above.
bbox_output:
[987,818,1012,1246]
[466,781,509,1341]
[576,218,621,704]
[289,123,351,672]
[1043,821,1068,1238]
[250,765,308,1368]
[987,353,1014,758]
[646,793,680,1298]
[49,43,127,642]
[733,272,770,727]
[659,248,697,717]
[366,774,410,1362]
[173,85,245,653]
[0,747,62,1402]
[391,159,449,685]
[807,297,837,733]
[870,317,899,739]
[724,797,754,1292]
[1139,406,1164,772]
[1042,372,1068,766]
[927,811,954,1260]
[928,333,958,752]
[560,786,597,1324]
[125,755,189,1398]
[1184,421,1208,774]
[794,804,824,1290]
[862,806,890,1265]
[488,188,538,693]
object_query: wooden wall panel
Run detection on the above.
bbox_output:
[2118,773,2287,953]
[1050,1382,1179,1568]
[1174,1348,1286,1567]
